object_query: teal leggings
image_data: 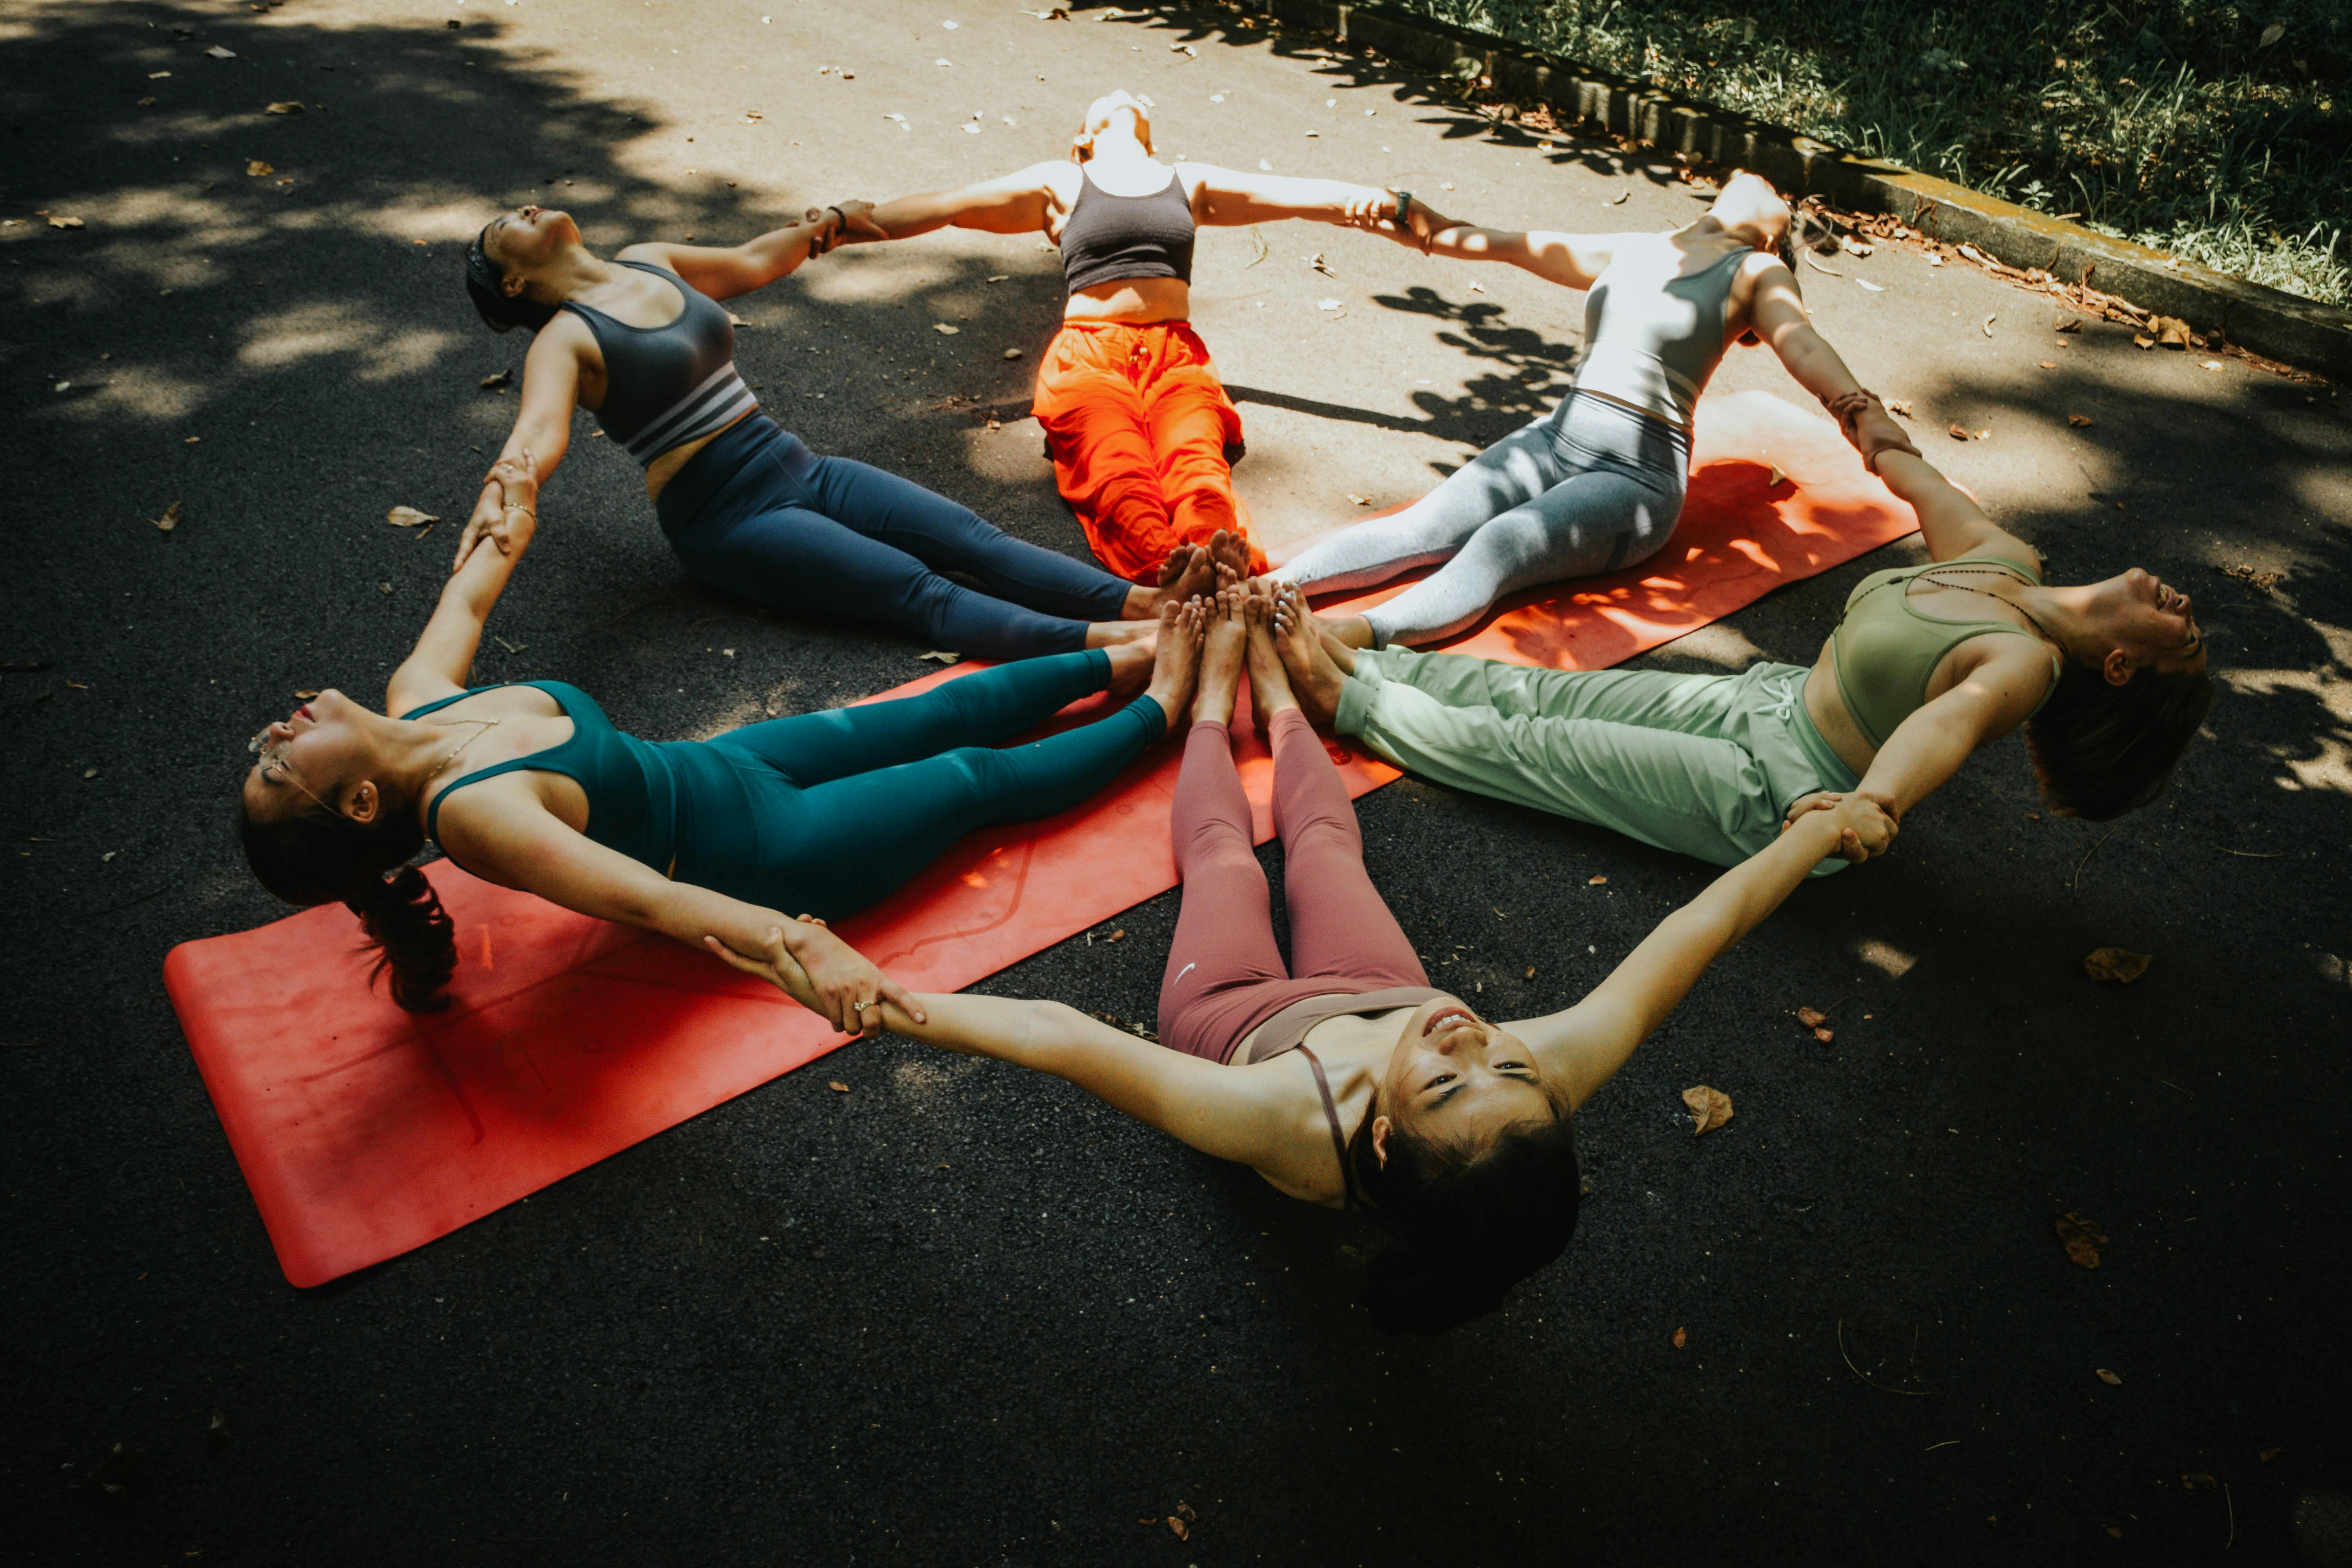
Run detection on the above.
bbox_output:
[675,650,1165,918]
[1334,651,1860,875]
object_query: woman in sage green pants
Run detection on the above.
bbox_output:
[1267,441,2214,873]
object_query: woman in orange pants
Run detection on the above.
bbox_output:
[858,91,1432,583]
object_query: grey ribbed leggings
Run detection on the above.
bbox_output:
[1278,390,1690,646]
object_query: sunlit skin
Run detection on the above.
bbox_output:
[458,202,1218,637]
[715,582,1896,1209]
[1282,170,1899,651]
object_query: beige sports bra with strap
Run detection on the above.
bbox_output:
[1828,554,2063,749]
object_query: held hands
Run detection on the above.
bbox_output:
[1780,790,1900,863]
[1821,389,1922,475]
[701,916,925,1038]
[1342,188,1452,253]
[452,448,539,575]
[804,199,888,258]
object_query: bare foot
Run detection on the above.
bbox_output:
[1084,617,1160,649]
[1124,544,1212,619]
[1243,590,1298,726]
[1205,527,1252,590]
[1192,585,1248,726]
[1140,597,1207,728]
[1270,582,1349,726]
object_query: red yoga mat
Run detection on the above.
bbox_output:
[165,390,1916,1285]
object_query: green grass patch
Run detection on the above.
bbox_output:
[1386,0,2350,307]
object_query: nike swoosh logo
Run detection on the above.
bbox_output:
[1175,962,1196,984]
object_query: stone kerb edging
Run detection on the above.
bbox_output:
[1261,0,2352,380]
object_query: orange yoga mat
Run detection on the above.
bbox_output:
[165,390,1914,1286]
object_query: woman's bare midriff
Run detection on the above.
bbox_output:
[1063,274,1192,324]
[644,408,757,504]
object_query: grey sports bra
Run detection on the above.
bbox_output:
[1059,165,1196,295]
[563,260,759,467]
[1575,236,1751,427]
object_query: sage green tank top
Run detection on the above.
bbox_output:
[1828,555,2062,749]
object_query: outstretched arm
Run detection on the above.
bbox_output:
[1790,642,2055,827]
[453,324,583,573]
[618,201,883,300]
[860,164,1063,241]
[391,455,539,713]
[1513,797,1896,1108]
[1871,449,2042,567]
[1368,199,1633,289]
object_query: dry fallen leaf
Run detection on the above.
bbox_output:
[294,689,319,699]
[478,370,511,391]
[2068,413,2093,428]
[1855,277,1884,292]
[1766,465,1788,489]
[1347,492,1372,506]
[147,500,185,532]
[1002,347,1022,360]
[2155,316,2192,348]
[2200,359,2223,371]
[1838,235,1875,258]
[1105,929,1125,942]
[205,44,237,58]
[2259,22,2286,48]
[2055,1211,2107,1269]
[1924,251,1944,267]
[378,582,394,595]
[1813,1026,1835,1044]
[1671,1327,1688,1349]
[827,1081,850,1093]
[1588,875,1607,886]
[2038,360,2057,369]
[1982,314,1998,338]
[918,650,961,665]
[1947,422,1971,441]
[1681,1085,1732,1136]
[1165,1517,1189,1541]
[2055,316,2083,332]
[2083,947,2151,984]
[47,215,85,230]
[246,160,274,177]
[2183,1472,2216,1490]
[385,505,439,528]
[932,323,960,335]
[1886,398,1913,417]
[2096,1368,2122,1386]
[2133,334,2156,350]
[1796,1006,1827,1028]
[265,101,303,114]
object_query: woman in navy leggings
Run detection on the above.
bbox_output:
[453,202,1214,657]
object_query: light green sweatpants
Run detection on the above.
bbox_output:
[1334,650,1862,875]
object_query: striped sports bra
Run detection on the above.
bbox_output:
[563,261,758,467]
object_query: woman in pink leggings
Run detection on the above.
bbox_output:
[715,591,1895,1333]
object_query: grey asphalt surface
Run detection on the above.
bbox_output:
[5,2,2351,1564]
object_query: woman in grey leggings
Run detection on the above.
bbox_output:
[1275,172,1911,649]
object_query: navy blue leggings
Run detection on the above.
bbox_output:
[654,414,1134,660]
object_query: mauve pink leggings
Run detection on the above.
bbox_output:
[1157,708,1430,1061]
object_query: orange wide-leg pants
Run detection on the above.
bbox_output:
[1031,320,1267,583]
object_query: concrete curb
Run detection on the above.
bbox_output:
[1261,0,2352,381]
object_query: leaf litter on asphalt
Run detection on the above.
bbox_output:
[1681,1085,1732,1135]
[386,506,439,529]
[2083,947,2151,983]
[2055,1211,2107,1268]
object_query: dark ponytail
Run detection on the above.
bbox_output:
[464,230,557,334]
[2024,659,2213,820]
[236,799,457,1012]
[1348,1107,1583,1335]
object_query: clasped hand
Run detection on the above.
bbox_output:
[452,448,539,574]
[1342,188,1453,253]
[702,916,925,1038]
[804,198,888,258]
[1780,790,1900,863]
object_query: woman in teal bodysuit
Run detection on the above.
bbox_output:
[235,456,1205,1025]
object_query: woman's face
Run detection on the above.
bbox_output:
[2082,568,2207,679]
[479,204,577,276]
[241,688,372,824]
[1376,996,1558,1154]
[1075,91,1152,157]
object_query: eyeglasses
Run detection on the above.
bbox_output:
[247,726,332,811]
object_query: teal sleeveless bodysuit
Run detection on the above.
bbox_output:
[401,655,1163,920]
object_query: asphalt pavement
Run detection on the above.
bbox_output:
[5,2,2350,1564]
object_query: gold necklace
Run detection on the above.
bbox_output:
[423,717,503,782]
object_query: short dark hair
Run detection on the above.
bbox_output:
[1348,1105,1582,1334]
[237,796,456,1011]
[2025,659,2213,820]
[465,228,556,334]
